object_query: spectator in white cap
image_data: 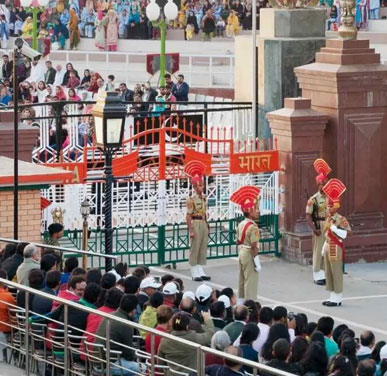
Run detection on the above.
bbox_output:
[376,344,387,376]
[163,281,179,310]
[179,297,205,334]
[138,277,161,310]
[182,291,195,301]
[195,284,214,320]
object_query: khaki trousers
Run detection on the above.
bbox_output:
[189,220,209,266]
[324,244,343,294]
[238,248,259,300]
[312,227,325,273]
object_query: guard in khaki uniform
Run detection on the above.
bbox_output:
[322,178,351,307]
[306,158,331,285]
[185,160,211,282]
[230,186,261,302]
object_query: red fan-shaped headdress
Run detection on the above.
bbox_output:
[314,158,332,184]
[230,186,261,211]
[184,160,206,185]
[41,197,51,211]
[322,178,346,208]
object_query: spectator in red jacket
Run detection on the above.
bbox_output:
[145,305,173,354]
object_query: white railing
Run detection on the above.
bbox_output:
[41,171,279,230]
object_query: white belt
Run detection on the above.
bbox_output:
[239,245,252,250]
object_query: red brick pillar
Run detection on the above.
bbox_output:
[295,39,387,262]
[267,98,328,264]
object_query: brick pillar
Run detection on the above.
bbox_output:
[267,98,328,264]
[0,190,42,244]
[295,39,387,262]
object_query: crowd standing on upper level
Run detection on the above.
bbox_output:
[0,236,386,376]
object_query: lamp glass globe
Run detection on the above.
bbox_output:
[20,0,33,7]
[146,0,161,21]
[38,0,50,6]
[164,0,178,20]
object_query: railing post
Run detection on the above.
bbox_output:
[64,304,69,376]
[150,333,155,376]
[197,346,203,376]
[106,318,111,376]
[25,291,30,376]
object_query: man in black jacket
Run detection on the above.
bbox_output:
[2,55,13,80]
[44,61,56,85]
[96,294,140,375]
[119,83,134,102]
[172,74,189,102]
[2,242,27,281]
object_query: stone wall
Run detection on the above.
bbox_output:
[0,190,42,244]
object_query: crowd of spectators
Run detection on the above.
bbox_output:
[0,0,271,50]
[0,52,190,159]
[0,240,386,376]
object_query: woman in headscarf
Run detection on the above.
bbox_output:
[37,81,48,103]
[88,72,102,94]
[55,86,67,101]
[69,8,80,50]
[106,8,119,51]
[68,88,81,102]
[53,19,69,50]
[226,10,240,37]
[21,16,33,37]
[94,10,106,50]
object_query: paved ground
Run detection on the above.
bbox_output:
[150,256,387,338]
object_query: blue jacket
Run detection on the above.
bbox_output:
[172,82,189,102]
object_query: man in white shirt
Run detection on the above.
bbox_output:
[273,306,296,342]
[54,65,65,87]
[233,306,273,353]
[28,59,45,84]
[357,331,375,360]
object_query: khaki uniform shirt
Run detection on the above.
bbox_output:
[186,192,207,218]
[324,213,351,244]
[237,218,260,248]
[306,191,329,219]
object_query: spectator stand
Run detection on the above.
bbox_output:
[0,276,295,376]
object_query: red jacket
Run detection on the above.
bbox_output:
[51,289,80,311]
[145,325,167,355]
[0,287,15,333]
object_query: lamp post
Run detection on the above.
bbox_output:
[92,92,126,271]
[80,198,91,270]
[20,0,49,51]
[146,0,178,86]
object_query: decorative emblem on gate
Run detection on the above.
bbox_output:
[51,207,66,225]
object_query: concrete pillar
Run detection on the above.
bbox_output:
[295,39,387,262]
[267,98,328,264]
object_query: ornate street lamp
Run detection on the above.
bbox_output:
[80,198,91,270]
[20,0,49,51]
[146,0,178,86]
[92,92,126,271]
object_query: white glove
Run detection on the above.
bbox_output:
[253,255,261,272]
[330,225,347,239]
[322,242,326,256]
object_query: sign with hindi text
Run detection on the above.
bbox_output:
[229,151,279,174]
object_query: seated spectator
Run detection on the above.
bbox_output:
[40,254,58,276]
[264,339,299,375]
[161,274,175,287]
[108,262,129,282]
[158,311,215,374]
[171,74,189,102]
[210,301,227,330]
[162,282,179,310]
[66,71,80,89]
[220,287,237,322]
[139,291,164,339]
[206,330,232,366]
[357,331,376,361]
[273,305,296,342]
[180,297,204,333]
[206,346,245,376]
[2,242,27,281]
[195,284,214,320]
[138,276,161,310]
[300,341,328,376]
[0,244,16,266]
[96,294,140,375]
[357,359,377,376]
[370,341,386,364]
[288,336,309,371]
[123,275,141,322]
[333,324,349,345]
[318,316,339,358]
[145,304,173,354]
[328,355,356,376]
[16,244,41,286]
[60,257,78,288]
[260,323,290,363]
[52,275,86,311]
[17,269,44,310]
[201,9,216,41]
[341,336,359,371]
[0,269,16,350]
[239,322,259,373]
[96,272,117,307]
[32,270,61,315]
[224,305,249,343]
[244,300,260,324]
[132,266,146,281]
[327,5,338,31]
